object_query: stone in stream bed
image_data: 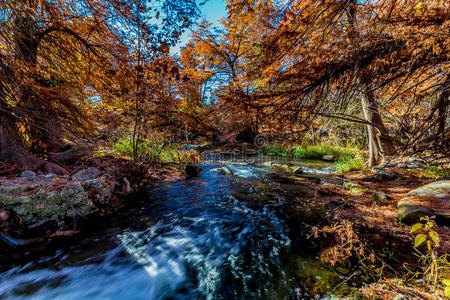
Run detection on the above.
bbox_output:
[185,164,201,177]
[364,170,398,182]
[321,155,335,162]
[271,163,295,173]
[397,180,450,225]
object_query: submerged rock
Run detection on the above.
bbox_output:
[185,164,201,177]
[271,163,294,173]
[397,180,450,225]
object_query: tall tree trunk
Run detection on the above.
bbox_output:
[14,10,65,153]
[345,0,395,166]
[361,85,396,166]
[0,91,36,169]
[436,75,449,149]
[0,113,36,169]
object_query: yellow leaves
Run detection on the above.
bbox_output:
[410,223,423,233]
[443,279,450,297]
[415,2,424,14]
[414,233,426,247]
[411,217,440,249]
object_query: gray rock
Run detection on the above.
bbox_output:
[392,294,408,300]
[321,155,335,162]
[372,166,383,172]
[383,162,395,168]
[82,179,105,189]
[0,170,115,225]
[21,170,37,181]
[407,162,421,169]
[398,180,450,225]
[376,170,398,181]
[72,168,101,181]
[42,173,56,180]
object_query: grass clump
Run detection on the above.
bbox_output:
[261,143,365,173]
[112,136,199,163]
[290,145,358,160]
[334,153,365,173]
[261,145,288,157]
[418,166,449,179]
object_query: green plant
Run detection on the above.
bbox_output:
[261,145,288,157]
[409,217,450,294]
[342,181,366,194]
[112,136,150,159]
[111,136,199,163]
[334,153,365,173]
[419,166,450,179]
[443,278,450,297]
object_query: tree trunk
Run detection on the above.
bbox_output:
[436,75,449,149]
[14,11,65,153]
[344,0,395,166]
[361,86,396,166]
[0,107,36,169]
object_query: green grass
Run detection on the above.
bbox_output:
[112,136,199,163]
[334,153,365,173]
[290,145,358,161]
[262,143,365,173]
[418,166,449,179]
[261,145,288,157]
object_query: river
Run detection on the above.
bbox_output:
[0,160,368,299]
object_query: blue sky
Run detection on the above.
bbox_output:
[170,0,227,55]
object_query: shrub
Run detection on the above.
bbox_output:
[261,145,288,157]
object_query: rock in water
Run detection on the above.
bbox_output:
[397,180,450,225]
[185,164,201,177]
[293,166,303,175]
[321,155,335,162]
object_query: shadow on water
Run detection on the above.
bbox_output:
[0,162,371,299]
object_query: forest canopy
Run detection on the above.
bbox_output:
[0,0,448,171]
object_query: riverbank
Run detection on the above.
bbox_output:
[0,154,186,259]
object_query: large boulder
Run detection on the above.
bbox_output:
[0,169,115,224]
[397,180,450,225]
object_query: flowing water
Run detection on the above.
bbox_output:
[0,161,366,299]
